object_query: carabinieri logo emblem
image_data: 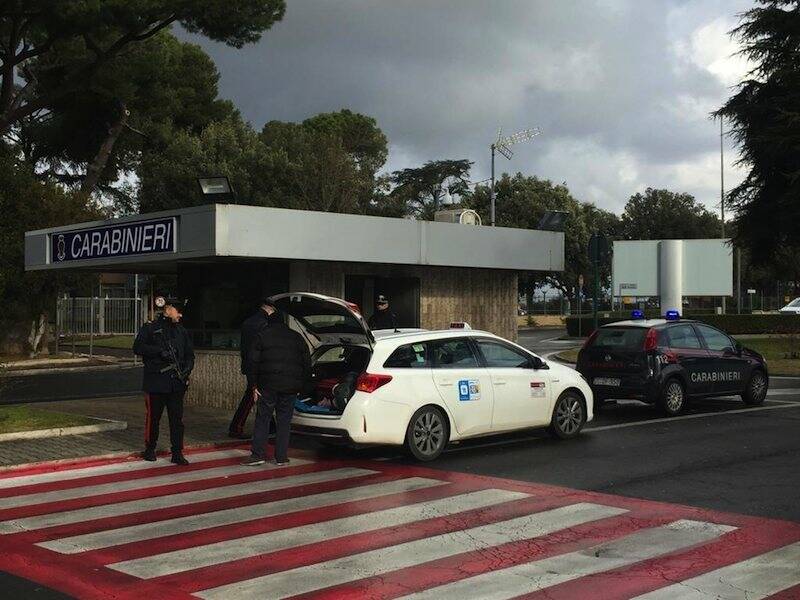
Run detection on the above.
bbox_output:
[56,234,66,261]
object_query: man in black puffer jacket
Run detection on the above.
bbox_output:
[241,303,311,466]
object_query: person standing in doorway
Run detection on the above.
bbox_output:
[241,304,311,466]
[133,296,194,465]
[228,299,273,439]
[368,294,398,331]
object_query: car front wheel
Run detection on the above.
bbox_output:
[549,391,586,439]
[405,406,449,461]
[742,370,768,406]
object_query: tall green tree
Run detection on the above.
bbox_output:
[0,149,98,354]
[0,0,285,137]
[389,159,473,220]
[138,110,390,216]
[26,31,235,205]
[619,188,722,240]
[715,0,800,263]
[470,173,620,302]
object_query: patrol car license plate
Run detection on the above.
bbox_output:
[594,377,620,387]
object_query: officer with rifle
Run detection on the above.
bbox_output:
[133,296,195,465]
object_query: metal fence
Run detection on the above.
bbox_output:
[57,297,146,336]
[56,297,146,358]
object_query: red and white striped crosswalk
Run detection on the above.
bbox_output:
[0,446,798,599]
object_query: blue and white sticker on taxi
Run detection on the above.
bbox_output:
[458,379,481,401]
[530,381,546,398]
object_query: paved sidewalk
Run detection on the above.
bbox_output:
[0,396,235,467]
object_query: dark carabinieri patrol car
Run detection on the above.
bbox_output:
[576,311,769,416]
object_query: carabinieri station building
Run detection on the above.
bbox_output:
[25,204,564,408]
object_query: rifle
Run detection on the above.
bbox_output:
[159,341,188,384]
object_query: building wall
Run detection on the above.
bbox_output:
[295,261,519,341]
[186,349,245,409]
[186,261,518,409]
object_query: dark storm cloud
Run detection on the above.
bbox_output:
[178,0,755,211]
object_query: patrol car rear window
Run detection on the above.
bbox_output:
[383,343,429,368]
[590,328,647,350]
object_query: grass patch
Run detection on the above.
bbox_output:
[555,336,800,374]
[0,405,98,435]
[71,335,134,349]
[736,335,800,376]
[555,348,580,363]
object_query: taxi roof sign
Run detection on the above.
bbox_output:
[450,321,472,330]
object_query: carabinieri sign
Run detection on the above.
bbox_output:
[51,217,176,263]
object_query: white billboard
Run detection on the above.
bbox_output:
[612,239,733,298]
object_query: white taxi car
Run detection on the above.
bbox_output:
[271,292,594,461]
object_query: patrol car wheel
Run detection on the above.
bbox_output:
[549,391,586,439]
[742,370,768,406]
[659,378,685,416]
[405,406,449,461]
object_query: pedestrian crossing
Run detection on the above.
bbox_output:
[0,445,798,599]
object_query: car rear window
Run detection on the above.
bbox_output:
[590,327,647,350]
[384,343,429,368]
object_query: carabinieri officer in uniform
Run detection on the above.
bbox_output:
[133,296,194,465]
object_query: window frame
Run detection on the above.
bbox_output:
[472,337,534,369]
[428,337,483,370]
[693,323,736,353]
[382,341,431,369]
[664,323,705,350]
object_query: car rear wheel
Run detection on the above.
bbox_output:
[405,406,449,461]
[549,391,586,439]
[659,378,685,416]
[742,370,768,406]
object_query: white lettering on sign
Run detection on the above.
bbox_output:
[52,218,176,263]
[690,372,742,383]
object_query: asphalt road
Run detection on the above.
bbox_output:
[0,365,142,404]
[4,328,800,524]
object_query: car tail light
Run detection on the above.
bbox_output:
[643,328,658,351]
[355,372,393,393]
[582,331,598,349]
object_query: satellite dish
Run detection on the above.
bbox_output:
[459,210,482,226]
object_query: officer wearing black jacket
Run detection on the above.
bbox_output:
[368,294,398,331]
[133,296,194,465]
[241,303,311,466]
[228,301,272,439]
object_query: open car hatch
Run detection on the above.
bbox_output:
[269,292,374,350]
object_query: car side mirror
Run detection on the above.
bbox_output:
[531,356,549,370]
[735,342,743,356]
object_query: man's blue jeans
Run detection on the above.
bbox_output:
[250,388,297,462]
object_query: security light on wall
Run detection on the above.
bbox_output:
[197,176,234,197]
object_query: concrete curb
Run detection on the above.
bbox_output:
[0,417,128,442]
[5,362,139,377]
[0,439,248,473]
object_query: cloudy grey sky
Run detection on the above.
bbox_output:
[182,0,755,215]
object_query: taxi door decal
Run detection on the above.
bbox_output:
[458,379,481,401]
[530,381,546,398]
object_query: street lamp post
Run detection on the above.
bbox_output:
[490,127,541,226]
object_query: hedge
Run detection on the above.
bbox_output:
[565,313,800,337]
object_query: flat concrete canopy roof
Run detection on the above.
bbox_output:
[25,204,564,273]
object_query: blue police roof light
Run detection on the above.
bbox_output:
[631,310,645,320]
[665,309,680,321]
